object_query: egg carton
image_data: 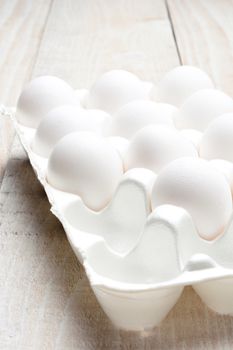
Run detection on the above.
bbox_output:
[1,100,232,332]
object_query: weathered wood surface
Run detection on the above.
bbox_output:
[1,0,233,349]
[167,0,233,95]
[0,0,53,185]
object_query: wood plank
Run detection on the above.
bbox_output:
[166,0,233,95]
[0,0,53,184]
[32,0,180,86]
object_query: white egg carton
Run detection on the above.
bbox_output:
[5,98,233,332]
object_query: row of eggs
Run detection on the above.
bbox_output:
[16,67,233,241]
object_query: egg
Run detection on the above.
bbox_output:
[108,100,176,139]
[156,65,214,107]
[124,125,198,173]
[209,159,233,194]
[175,89,233,131]
[200,113,233,162]
[86,70,153,113]
[32,106,111,157]
[152,158,232,240]
[16,76,78,128]
[47,132,123,211]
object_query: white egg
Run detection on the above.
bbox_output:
[86,70,153,113]
[152,158,232,240]
[156,65,214,107]
[179,129,203,150]
[209,159,233,194]
[16,76,78,128]
[176,89,233,131]
[47,132,123,211]
[200,113,233,162]
[32,106,111,157]
[124,125,198,173]
[108,100,176,139]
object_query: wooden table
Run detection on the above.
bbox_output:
[1,1,233,349]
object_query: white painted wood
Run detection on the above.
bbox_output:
[0,0,53,184]
[167,0,233,96]
[32,0,179,86]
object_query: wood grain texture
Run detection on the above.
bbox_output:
[0,0,53,184]
[167,0,233,96]
[32,0,180,86]
[1,0,233,349]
